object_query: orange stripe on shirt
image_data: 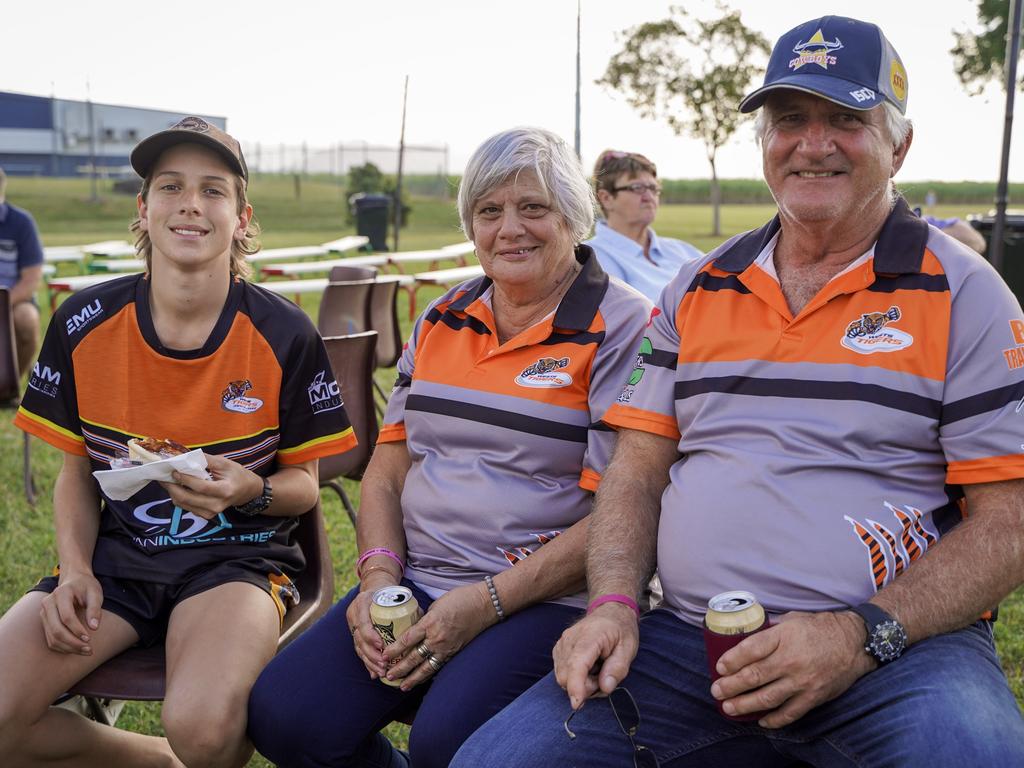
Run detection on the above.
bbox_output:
[14,407,86,455]
[579,467,602,492]
[603,404,681,440]
[278,428,357,464]
[377,423,407,443]
[946,454,1024,485]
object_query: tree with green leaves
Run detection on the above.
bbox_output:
[951,0,1022,94]
[599,5,770,235]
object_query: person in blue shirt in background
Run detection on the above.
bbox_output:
[585,150,702,301]
[0,167,44,379]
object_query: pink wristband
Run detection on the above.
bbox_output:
[587,593,640,617]
[356,548,405,579]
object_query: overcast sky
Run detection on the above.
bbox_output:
[4,0,1020,182]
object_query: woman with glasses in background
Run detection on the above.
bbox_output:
[586,151,703,301]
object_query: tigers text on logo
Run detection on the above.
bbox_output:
[514,357,572,388]
[1002,319,1024,370]
[65,299,103,334]
[307,371,343,413]
[840,306,913,355]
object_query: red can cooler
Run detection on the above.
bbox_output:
[703,590,771,721]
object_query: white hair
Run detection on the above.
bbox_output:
[753,99,912,149]
[458,127,596,244]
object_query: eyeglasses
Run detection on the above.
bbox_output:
[612,183,662,196]
[564,687,659,768]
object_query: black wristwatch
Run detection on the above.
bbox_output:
[234,477,272,517]
[850,602,907,664]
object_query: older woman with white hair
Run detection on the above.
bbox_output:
[247,127,652,768]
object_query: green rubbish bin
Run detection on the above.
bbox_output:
[349,193,391,252]
[969,211,1024,305]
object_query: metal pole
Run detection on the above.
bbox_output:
[394,75,409,252]
[991,0,1022,273]
[574,0,582,158]
[86,82,99,201]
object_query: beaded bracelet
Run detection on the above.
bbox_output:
[587,593,640,617]
[484,575,505,622]
[355,547,405,579]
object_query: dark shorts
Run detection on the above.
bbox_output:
[31,560,298,647]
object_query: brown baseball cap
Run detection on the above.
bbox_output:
[130,116,248,181]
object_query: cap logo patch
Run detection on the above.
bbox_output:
[173,116,211,133]
[849,87,876,103]
[789,29,843,70]
[889,60,907,101]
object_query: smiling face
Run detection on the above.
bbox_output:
[471,169,577,295]
[761,91,910,233]
[598,171,659,233]
[136,142,251,274]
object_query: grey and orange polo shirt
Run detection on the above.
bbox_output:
[605,199,1024,626]
[380,246,651,606]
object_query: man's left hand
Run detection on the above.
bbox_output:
[711,610,876,728]
[159,453,263,520]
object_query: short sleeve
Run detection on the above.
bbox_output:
[18,211,44,269]
[579,286,653,491]
[378,302,433,444]
[275,327,357,465]
[602,269,687,440]
[939,261,1024,485]
[14,306,84,454]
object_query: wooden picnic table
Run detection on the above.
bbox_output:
[46,272,134,310]
[322,235,370,253]
[84,241,137,258]
[90,259,146,273]
[260,254,389,277]
[44,247,86,264]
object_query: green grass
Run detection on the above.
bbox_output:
[0,178,1020,764]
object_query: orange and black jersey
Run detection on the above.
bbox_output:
[15,274,355,582]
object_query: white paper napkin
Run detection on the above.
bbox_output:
[92,450,212,501]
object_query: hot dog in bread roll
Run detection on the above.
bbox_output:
[127,437,190,463]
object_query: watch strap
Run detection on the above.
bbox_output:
[851,601,906,663]
[234,476,272,516]
[850,601,892,633]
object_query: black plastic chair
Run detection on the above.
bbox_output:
[320,331,379,525]
[0,287,35,505]
[64,499,334,724]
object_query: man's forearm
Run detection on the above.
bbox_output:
[10,269,41,305]
[872,478,1024,644]
[586,429,677,600]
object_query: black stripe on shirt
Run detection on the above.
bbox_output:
[675,376,942,420]
[405,394,588,443]
[941,381,1024,425]
[540,330,605,347]
[685,274,751,295]
[868,274,950,294]
[645,349,678,370]
[438,312,491,336]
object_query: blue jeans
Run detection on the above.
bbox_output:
[247,581,580,768]
[452,609,1024,767]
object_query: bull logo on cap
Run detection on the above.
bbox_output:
[789,29,844,71]
[173,116,211,133]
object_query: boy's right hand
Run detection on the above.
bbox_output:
[40,571,103,654]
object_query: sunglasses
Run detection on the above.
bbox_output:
[564,687,659,768]
[612,182,662,196]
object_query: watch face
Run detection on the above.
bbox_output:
[869,620,907,662]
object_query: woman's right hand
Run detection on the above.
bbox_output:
[346,572,398,679]
[39,570,104,655]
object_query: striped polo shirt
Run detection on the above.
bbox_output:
[380,246,651,605]
[605,199,1024,626]
[15,274,356,582]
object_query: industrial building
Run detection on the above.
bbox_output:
[0,90,226,177]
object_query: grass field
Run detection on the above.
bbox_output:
[1,175,1020,766]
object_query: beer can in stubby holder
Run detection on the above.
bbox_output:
[703,590,770,721]
[370,586,421,687]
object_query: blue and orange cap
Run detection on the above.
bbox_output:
[740,16,908,115]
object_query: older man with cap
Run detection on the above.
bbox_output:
[452,16,1024,767]
[0,117,355,767]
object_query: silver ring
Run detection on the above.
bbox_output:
[426,654,443,672]
[416,641,432,659]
